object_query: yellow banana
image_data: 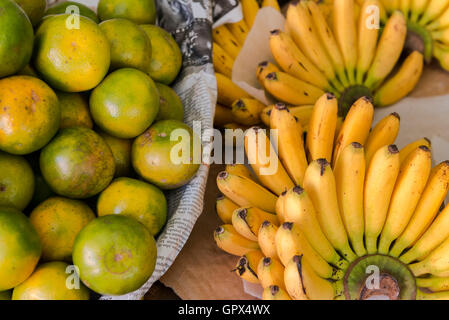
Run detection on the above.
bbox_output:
[356,0,381,84]
[216,171,278,213]
[399,137,431,165]
[213,42,234,78]
[270,103,308,185]
[223,123,250,131]
[364,11,407,89]
[231,98,265,126]
[409,236,449,277]
[381,0,399,12]
[419,0,449,25]
[214,224,260,256]
[283,186,349,270]
[307,0,349,87]
[269,30,330,89]
[241,0,260,29]
[390,161,449,257]
[306,93,338,163]
[258,220,279,259]
[257,257,285,289]
[232,207,279,241]
[216,73,251,107]
[364,145,401,254]
[428,5,449,30]
[216,195,239,224]
[286,2,337,82]
[303,159,357,262]
[416,276,449,292]
[214,104,234,127]
[431,29,449,46]
[225,164,254,180]
[365,112,400,165]
[275,222,344,280]
[262,285,292,300]
[400,203,449,264]
[287,255,344,300]
[227,20,249,46]
[262,0,280,11]
[260,106,272,127]
[332,96,374,166]
[234,250,264,284]
[400,0,411,17]
[410,0,430,23]
[212,25,242,59]
[374,51,424,107]
[284,255,308,300]
[262,105,314,129]
[334,142,367,257]
[377,146,432,254]
[275,191,286,224]
[416,289,449,300]
[256,61,280,87]
[263,71,325,105]
[333,0,358,84]
[434,43,449,71]
[244,127,295,195]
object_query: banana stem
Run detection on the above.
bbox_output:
[406,21,433,63]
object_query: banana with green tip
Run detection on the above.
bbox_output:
[409,235,449,277]
[416,276,449,292]
[214,224,260,256]
[258,220,279,259]
[234,250,264,283]
[216,195,239,224]
[257,257,285,289]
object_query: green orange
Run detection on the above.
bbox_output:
[73,215,157,296]
[57,92,93,129]
[0,151,34,211]
[40,127,115,199]
[132,120,201,190]
[30,197,96,262]
[90,68,160,139]
[33,14,110,92]
[98,131,132,177]
[0,207,42,291]
[0,76,60,155]
[0,0,33,78]
[97,177,167,235]
[13,0,46,26]
[141,25,182,85]
[99,18,152,72]
[12,261,90,300]
[155,82,184,122]
[97,0,156,24]
[44,1,99,23]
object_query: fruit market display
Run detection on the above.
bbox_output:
[213,93,449,300]
[0,0,200,300]
[213,0,426,129]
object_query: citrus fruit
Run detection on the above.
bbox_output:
[12,0,46,26]
[57,92,93,129]
[97,0,156,24]
[155,82,184,122]
[44,1,99,23]
[98,131,132,177]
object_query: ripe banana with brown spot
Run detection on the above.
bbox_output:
[365,112,400,166]
[283,186,349,270]
[262,285,291,300]
[284,255,308,300]
[400,137,431,165]
[334,142,367,257]
[270,103,308,185]
[332,96,374,166]
[234,250,264,284]
[216,73,251,107]
[364,145,401,254]
[213,42,234,78]
[212,25,242,59]
[232,98,265,126]
[227,20,249,46]
[275,191,286,224]
[214,224,260,256]
[258,220,279,259]
[216,171,278,213]
[377,146,432,254]
[303,159,357,262]
[257,257,285,289]
[225,164,254,180]
[390,161,449,258]
[263,71,325,105]
[232,207,279,241]
[306,93,338,163]
[262,104,314,130]
[256,61,280,87]
[244,127,295,196]
[216,195,239,224]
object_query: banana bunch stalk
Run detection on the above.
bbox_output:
[261,0,423,115]
[213,93,449,300]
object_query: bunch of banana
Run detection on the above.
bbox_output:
[261,0,423,115]
[213,92,449,300]
[377,0,449,72]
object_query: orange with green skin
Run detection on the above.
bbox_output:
[73,215,157,296]
[40,127,115,199]
[141,25,183,85]
[0,76,60,155]
[13,0,46,26]
[17,64,38,77]
[30,197,95,262]
[0,290,11,300]
[90,68,160,139]
[44,1,99,23]
[97,177,167,236]
[57,92,93,129]
[98,131,132,177]
[99,18,152,72]
[132,120,201,190]
[12,261,90,300]
[0,207,42,291]
[155,82,184,122]
[0,151,34,211]
[0,0,33,78]
[33,14,110,92]
[97,0,156,24]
